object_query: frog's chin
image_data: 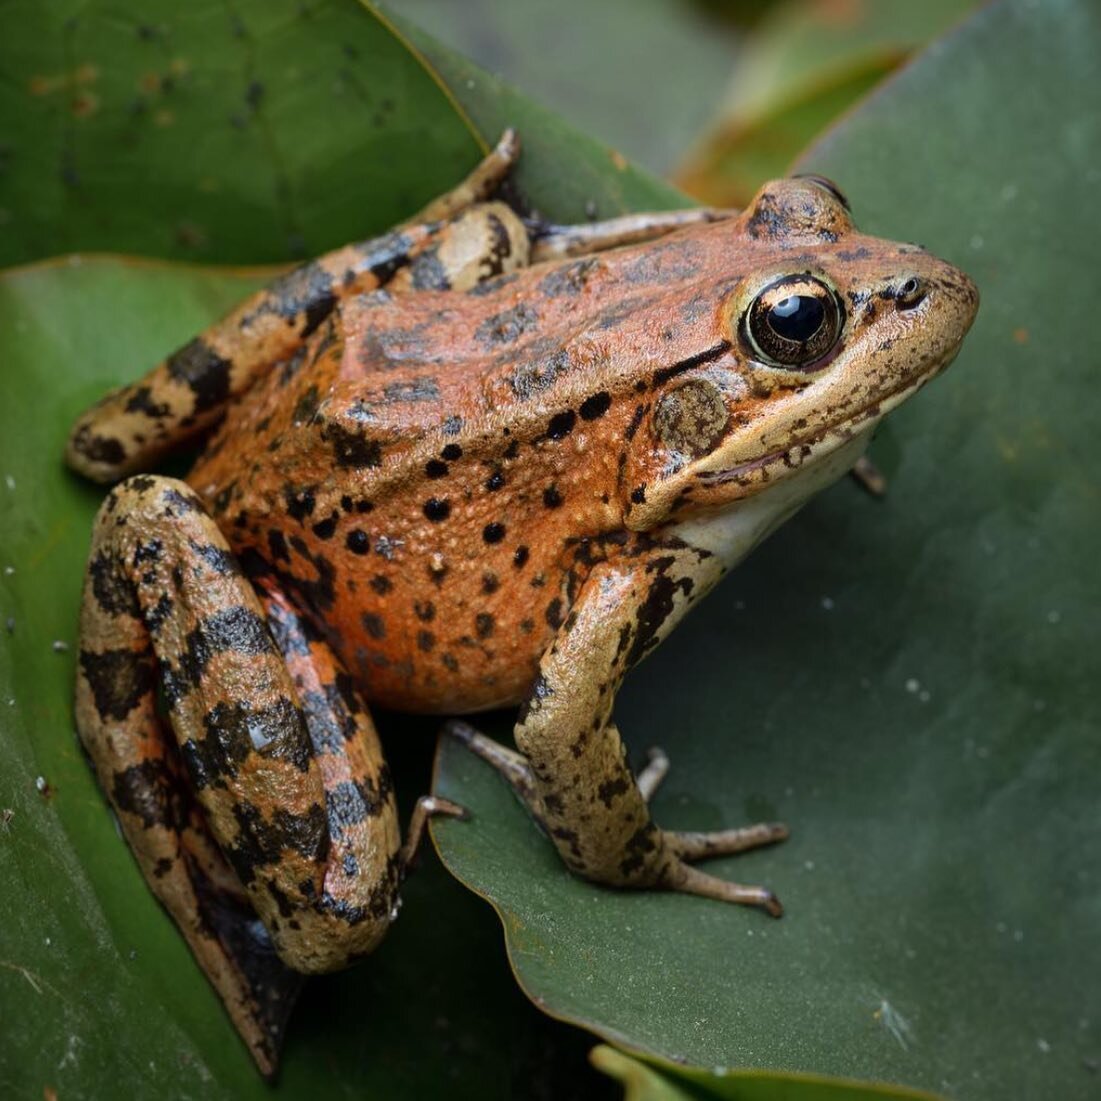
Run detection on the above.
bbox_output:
[705,346,959,498]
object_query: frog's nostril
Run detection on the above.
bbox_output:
[895,276,927,310]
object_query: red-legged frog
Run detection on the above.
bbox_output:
[65,132,978,1075]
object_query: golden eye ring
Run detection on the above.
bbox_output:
[742,274,844,370]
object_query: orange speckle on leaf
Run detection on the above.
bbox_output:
[139,71,162,94]
[169,57,191,76]
[815,0,863,24]
[74,63,99,85]
[1012,327,1029,344]
[71,91,99,118]
[609,149,627,172]
[154,108,175,127]
[28,74,58,96]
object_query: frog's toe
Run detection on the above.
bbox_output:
[636,746,671,802]
[669,861,784,919]
[665,821,789,861]
[442,719,540,810]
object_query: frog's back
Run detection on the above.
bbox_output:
[184,224,733,711]
[189,223,735,528]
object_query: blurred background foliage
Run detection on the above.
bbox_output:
[392,0,978,202]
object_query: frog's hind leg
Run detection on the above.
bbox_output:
[76,475,404,1074]
[64,133,523,485]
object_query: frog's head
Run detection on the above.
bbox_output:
[622,176,979,531]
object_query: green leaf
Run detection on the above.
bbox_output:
[590,1045,944,1100]
[431,1,1101,1097]
[380,0,737,175]
[377,3,691,220]
[0,0,483,267]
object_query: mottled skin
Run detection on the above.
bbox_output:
[66,133,978,1076]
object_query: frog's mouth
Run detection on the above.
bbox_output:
[702,338,963,491]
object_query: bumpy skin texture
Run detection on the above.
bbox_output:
[68,134,978,1075]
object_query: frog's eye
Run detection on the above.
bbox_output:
[743,275,843,370]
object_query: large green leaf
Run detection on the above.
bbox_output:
[0,0,490,268]
[431,1,1101,1098]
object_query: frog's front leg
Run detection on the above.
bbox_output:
[450,540,786,917]
[75,475,433,1075]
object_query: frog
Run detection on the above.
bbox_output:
[64,131,978,1076]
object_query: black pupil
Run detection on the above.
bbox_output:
[768,295,825,342]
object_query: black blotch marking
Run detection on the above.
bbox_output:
[185,697,310,790]
[370,574,392,595]
[476,303,539,346]
[417,629,435,652]
[579,391,611,421]
[361,612,385,640]
[441,443,463,461]
[311,513,338,540]
[475,612,494,639]
[619,824,659,877]
[481,571,499,595]
[624,559,693,668]
[168,606,277,701]
[72,427,126,466]
[510,348,570,400]
[261,261,336,338]
[292,384,321,426]
[546,410,576,440]
[424,498,451,522]
[598,776,629,809]
[80,647,154,721]
[322,423,383,469]
[165,338,231,414]
[485,470,505,492]
[542,485,563,509]
[631,486,646,504]
[111,759,185,830]
[267,529,290,562]
[346,530,370,555]
[283,485,316,523]
[143,593,173,635]
[538,258,598,298]
[410,247,451,291]
[425,459,449,479]
[513,545,529,568]
[651,341,730,387]
[89,551,139,617]
[190,540,239,576]
[327,779,384,835]
[384,376,439,403]
[414,600,435,622]
[483,522,505,544]
[124,386,170,418]
[227,801,326,886]
[545,598,564,629]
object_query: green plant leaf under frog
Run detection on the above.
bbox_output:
[430,1,1101,1097]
